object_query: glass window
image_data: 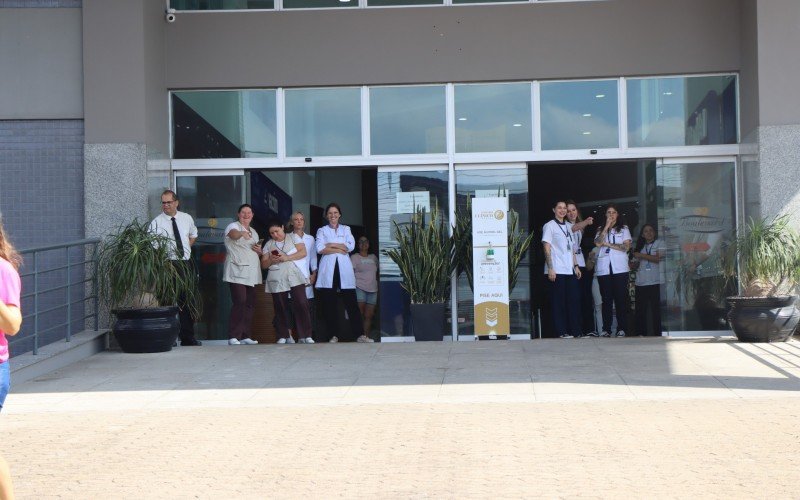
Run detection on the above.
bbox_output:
[454,83,532,153]
[540,79,619,150]
[377,169,449,338]
[369,0,441,5]
[283,0,358,8]
[656,161,736,332]
[453,0,525,4]
[285,88,361,157]
[172,90,277,159]
[370,86,446,155]
[627,75,738,147]
[455,167,531,337]
[171,0,274,10]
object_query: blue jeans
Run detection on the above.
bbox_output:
[0,361,10,411]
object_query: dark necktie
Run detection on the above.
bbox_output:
[171,216,185,260]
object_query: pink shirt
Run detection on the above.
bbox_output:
[350,253,378,293]
[0,258,22,363]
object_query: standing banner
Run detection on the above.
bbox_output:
[472,197,510,339]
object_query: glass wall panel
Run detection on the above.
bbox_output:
[377,169,449,338]
[171,0,274,10]
[370,86,446,155]
[285,88,361,157]
[656,161,736,332]
[172,90,277,159]
[369,0,441,5]
[455,167,531,337]
[284,0,358,8]
[455,83,532,153]
[540,80,619,150]
[627,75,738,147]
[176,175,246,340]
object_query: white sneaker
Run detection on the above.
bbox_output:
[600,331,611,337]
[228,338,241,345]
[277,337,288,344]
[356,335,374,343]
[329,336,339,343]
[240,338,258,345]
[559,334,574,339]
[616,330,626,337]
[300,337,315,344]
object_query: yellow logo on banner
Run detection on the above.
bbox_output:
[494,210,505,220]
[474,301,509,336]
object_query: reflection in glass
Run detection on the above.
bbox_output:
[171,0,274,10]
[455,83,532,153]
[455,168,531,336]
[284,0,358,8]
[172,90,277,159]
[370,86,446,155]
[176,175,246,341]
[285,88,361,157]
[377,170,449,337]
[656,162,736,332]
[540,80,619,150]
[369,0,441,5]
[627,75,738,147]
[453,0,525,3]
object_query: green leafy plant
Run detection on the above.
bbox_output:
[386,205,456,304]
[721,215,800,297]
[95,219,202,319]
[453,196,535,293]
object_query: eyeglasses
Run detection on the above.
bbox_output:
[161,200,176,205]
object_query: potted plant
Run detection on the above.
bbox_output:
[722,215,800,342]
[386,205,456,341]
[95,220,202,353]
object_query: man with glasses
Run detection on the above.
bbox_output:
[149,190,202,346]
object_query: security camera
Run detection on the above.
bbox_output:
[165,9,176,23]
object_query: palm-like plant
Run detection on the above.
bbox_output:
[722,215,800,297]
[95,219,202,319]
[386,205,456,304]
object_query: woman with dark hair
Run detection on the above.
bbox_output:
[0,216,20,500]
[542,200,583,338]
[315,203,363,343]
[633,223,664,336]
[566,200,598,337]
[262,220,314,344]
[223,204,263,345]
[594,204,632,337]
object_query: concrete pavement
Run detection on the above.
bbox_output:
[4,337,800,498]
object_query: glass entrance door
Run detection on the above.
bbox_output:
[656,159,737,334]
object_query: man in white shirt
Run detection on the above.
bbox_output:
[148,190,201,346]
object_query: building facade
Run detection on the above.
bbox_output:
[2,0,799,345]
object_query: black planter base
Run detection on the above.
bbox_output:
[112,307,180,353]
[410,303,446,341]
[727,296,800,343]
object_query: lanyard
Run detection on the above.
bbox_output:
[644,242,654,255]
[555,220,571,250]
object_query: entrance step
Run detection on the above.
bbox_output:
[10,330,110,385]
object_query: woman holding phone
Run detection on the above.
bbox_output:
[262,220,314,344]
[223,204,263,345]
[315,203,363,343]
[594,204,632,337]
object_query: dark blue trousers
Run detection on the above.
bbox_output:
[598,272,629,334]
[550,273,582,336]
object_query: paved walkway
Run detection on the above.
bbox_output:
[4,338,800,498]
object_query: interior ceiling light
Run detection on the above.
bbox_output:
[663,91,673,95]
[458,117,467,121]
[595,94,605,98]
[512,123,522,127]
[582,113,592,117]
[582,131,592,135]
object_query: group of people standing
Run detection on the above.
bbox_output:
[543,200,664,339]
[221,201,378,345]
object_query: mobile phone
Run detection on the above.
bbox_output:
[271,249,280,256]
[257,239,265,246]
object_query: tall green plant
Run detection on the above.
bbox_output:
[722,215,800,297]
[95,219,202,319]
[386,205,456,304]
[453,196,535,293]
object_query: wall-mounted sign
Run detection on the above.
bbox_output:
[396,191,431,214]
[472,197,510,339]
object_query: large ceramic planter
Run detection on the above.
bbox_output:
[726,296,800,343]
[112,306,180,353]
[410,303,446,341]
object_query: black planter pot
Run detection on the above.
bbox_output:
[410,303,446,341]
[112,307,180,353]
[726,296,800,343]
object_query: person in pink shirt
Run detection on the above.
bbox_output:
[351,236,378,342]
[0,215,22,500]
